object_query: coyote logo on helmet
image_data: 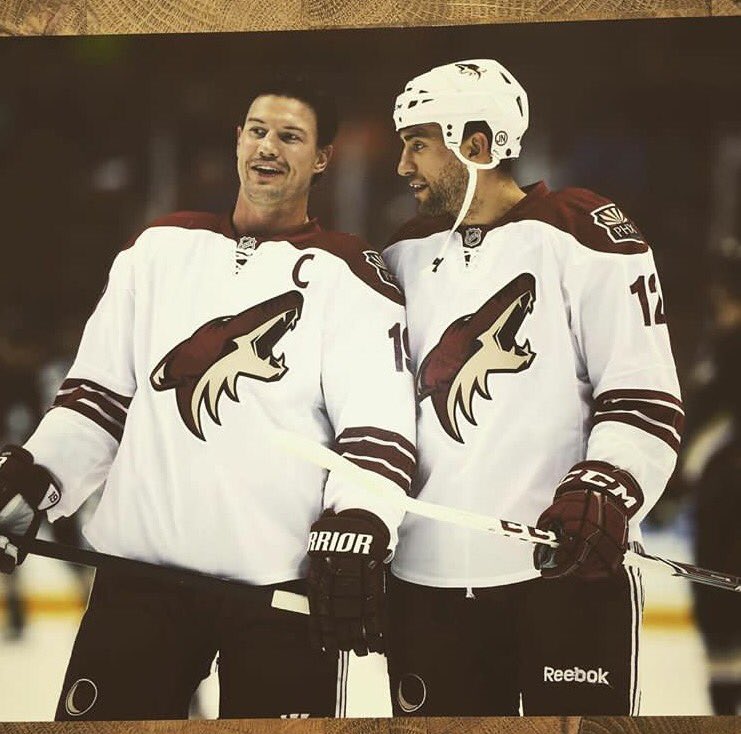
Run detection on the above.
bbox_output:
[416,273,536,442]
[150,291,303,440]
[455,63,486,79]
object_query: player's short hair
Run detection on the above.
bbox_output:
[462,121,515,175]
[245,75,339,148]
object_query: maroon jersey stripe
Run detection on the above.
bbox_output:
[596,388,683,409]
[336,438,415,484]
[593,413,680,452]
[58,378,133,408]
[335,426,416,494]
[335,426,415,459]
[594,397,685,435]
[342,455,410,494]
[55,387,128,426]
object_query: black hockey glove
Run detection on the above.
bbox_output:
[534,460,644,580]
[0,445,61,574]
[307,509,391,657]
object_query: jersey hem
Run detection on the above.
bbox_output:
[390,566,540,588]
[82,527,307,586]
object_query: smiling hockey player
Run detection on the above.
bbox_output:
[0,77,415,720]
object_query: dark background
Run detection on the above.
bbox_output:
[0,15,739,470]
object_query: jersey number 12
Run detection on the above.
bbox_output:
[630,274,666,326]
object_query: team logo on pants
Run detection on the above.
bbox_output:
[397,673,427,713]
[150,291,303,439]
[416,273,537,442]
[64,678,98,717]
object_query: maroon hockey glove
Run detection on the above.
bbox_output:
[307,509,391,657]
[534,461,643,580]
[0,446,61,574]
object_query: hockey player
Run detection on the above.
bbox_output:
[383,59,682,715]
[0,77,415,719]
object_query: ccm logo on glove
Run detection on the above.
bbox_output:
[560,466,641,511]
[308,530,373,555]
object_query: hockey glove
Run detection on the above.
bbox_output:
[0,446,61,574]
[534,460,644,580]
[307,509,391,657]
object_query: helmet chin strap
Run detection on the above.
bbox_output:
[428,147,500,272]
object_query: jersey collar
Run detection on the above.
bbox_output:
[222,213,322,245]
[453,181,550,238]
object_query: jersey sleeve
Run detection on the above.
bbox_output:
[319,250,416,548]
[23,247,136,521]
[565,219,683,525]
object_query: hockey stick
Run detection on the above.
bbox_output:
[273,428,741,593]
[5,533,309,614]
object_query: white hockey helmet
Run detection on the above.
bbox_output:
[393,59,529,166]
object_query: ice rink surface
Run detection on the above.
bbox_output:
[0,525,714,720]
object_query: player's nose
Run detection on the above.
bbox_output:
[257,131,279,157]
[397,149,415,177]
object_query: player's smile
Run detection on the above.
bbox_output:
[409,181,428,197]
[249,161,287,182]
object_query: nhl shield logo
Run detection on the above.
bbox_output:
[591,204,645,245]
[463,227,483,248]
[235,236,258,273]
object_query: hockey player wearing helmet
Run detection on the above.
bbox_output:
[384,59,682,715]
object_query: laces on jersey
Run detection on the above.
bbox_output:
[235,236,258,274]
[427,149,500,274]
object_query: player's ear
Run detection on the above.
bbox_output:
[462,132,492,165]
[236,126,243,152]
[313,144,333,175]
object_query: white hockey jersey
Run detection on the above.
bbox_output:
[25,212,416,585]
[383,182,682,588]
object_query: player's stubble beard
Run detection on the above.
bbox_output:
[417,157,472,218]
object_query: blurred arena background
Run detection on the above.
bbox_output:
[0,16,739,718]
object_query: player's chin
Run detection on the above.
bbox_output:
[418,196,444,217]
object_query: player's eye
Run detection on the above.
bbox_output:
[249,126,267,137]
[280,132,301,143]
[411,141,425,152]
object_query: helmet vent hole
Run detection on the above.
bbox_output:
[500,72,511,84]
[516,97,524,115]
[408,100,418,109]
[506,148,512,156]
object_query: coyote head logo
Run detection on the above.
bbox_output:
[455,63,486,79]
[417,273,536,442]
[150,291,303,440]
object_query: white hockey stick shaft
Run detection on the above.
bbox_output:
[274,429,740,593]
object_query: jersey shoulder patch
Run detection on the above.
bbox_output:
[384,214,453,250]
[516,187,649,255]
[298,230,405,305]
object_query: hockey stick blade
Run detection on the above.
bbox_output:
[6,534,310,614]
[273,429,741,593]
